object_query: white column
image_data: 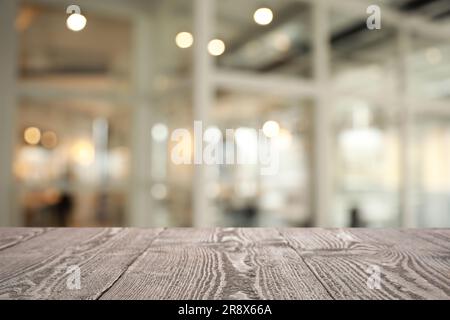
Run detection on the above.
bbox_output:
[312,1,332,227]
[193,0,214,227]
[128,14,154,227]
[0,1,18,226]
[397,29,415,227]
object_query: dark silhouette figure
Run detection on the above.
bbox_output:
[350,206,365,227]
[54,192,73,227]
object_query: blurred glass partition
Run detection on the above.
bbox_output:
[216,0,313,79]
[204,91,314,227]
[407,32,450,227]
[148,0,194,227]
[15,3,133,226]
[4,0,450,228]
[14,0,195,227]
[16,98,131,226]
[408,33,450,102]
[157,94,194,227]
[413,112,450,227]
[332,99,400,227]
[19,3,132,93]
[329,8,401,227]
[330,6,398,97]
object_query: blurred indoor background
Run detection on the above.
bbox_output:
[0,0,449,228]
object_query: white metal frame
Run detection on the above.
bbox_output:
[128,13,156,227]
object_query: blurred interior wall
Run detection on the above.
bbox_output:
[0,1,19,226]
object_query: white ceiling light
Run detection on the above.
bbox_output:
[254,7,273,26]
[66,13,87,32]
[262,120,280,138]
[175,32,194,49]
[208,39,225,56]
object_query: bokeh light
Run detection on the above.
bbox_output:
[253,8,273,25]
[208,39,225,56]
[71,139,95,166]
[24,127,41,145]
[41,131,58,149]
[262,120,280,138]
[66,13,87,32]
[152,123,169,142]
[175,31,194,48]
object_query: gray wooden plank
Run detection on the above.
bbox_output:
[347,229,450,294]
[277,228,383,254]
[0,228,49,251]
[351,229,450,254]
[0,228,107,282]
[280,228,450,300]
[0,228,163,299]
[402,229,450,252]
[1,228,448,300]
[349,229,450,298]
[100,228,332,299]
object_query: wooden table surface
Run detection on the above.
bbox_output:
[0,228,449,300]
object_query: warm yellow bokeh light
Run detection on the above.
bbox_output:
[66,13,87,32]
[208,39,225,56]
[262,120,280,138]
[175,32,194,48]
[41,131,58,149]
[253,8,273,25]
[24,127,41,145]
[275,128,292,149]
[71,140,95,166]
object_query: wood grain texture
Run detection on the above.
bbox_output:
[279,228,450,299]
[100,228,332,300]
[0,228,163,299]
[0,228,50,251]
[0,228,448,300]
